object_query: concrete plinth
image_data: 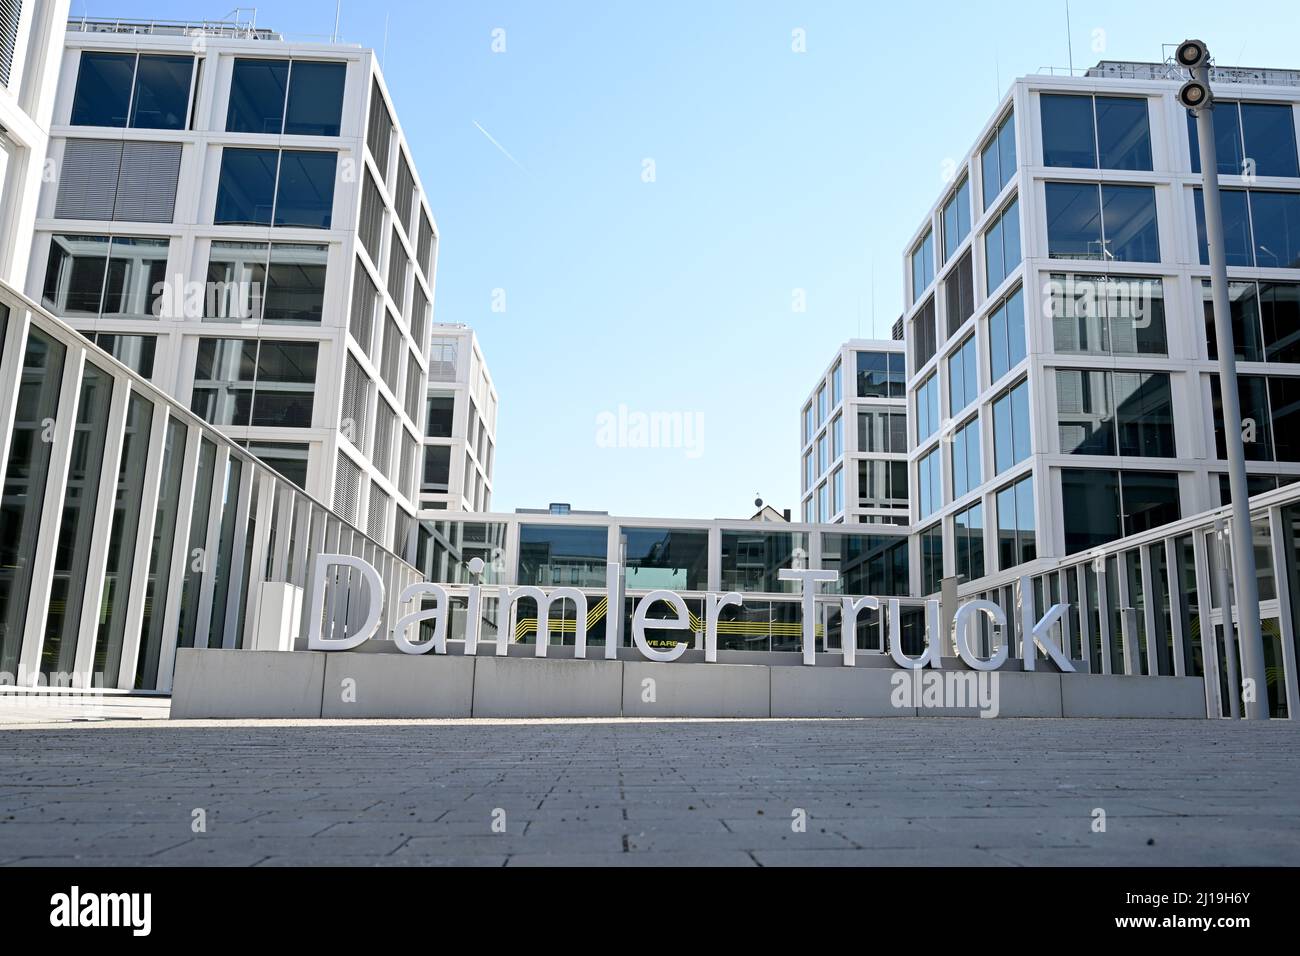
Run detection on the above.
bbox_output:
[169,648,1211,720]
[472,656,623,718]
[622,661,768,717]
[771,665,910,717]
[171,648,325,719]
[321,653,474,718]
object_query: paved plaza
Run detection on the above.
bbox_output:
[1,713,1298,866]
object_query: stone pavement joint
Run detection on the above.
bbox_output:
[0,718,1297,866]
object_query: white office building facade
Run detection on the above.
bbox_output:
[800,338,908,528]
[27,18,440,558]
[422,323,497,514]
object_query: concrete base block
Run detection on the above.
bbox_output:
[1061,674,1206,718]
[623,661,769,717]
[771,665,911,717]
[907,671,1064,718]
[322,653,474,718]
[472,656,623,717]
[171,648,325,718]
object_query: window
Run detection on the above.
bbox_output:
[912,296,937,368]
[42,234,169,319]
[981,111,1016,211]
[803,451,814,491]
[919,524,943,595]
[951,416,981,498]
[856,350,905,398]
[1041,93,1152,170]
[240,441,310,489]
[214,148,337,229]
[954,502,985,582]
[1057,369,1175,458]
[1188,102,1299,178]
[817,432,828,475]
[987,285,1026,382]
[720,530,808,594]
[945,249,975,337]
[1062,468,1180,554]
[992,378,1030,475]
[1050,274,1167,355]
[942,176,971,262]
[205,241,327,323]
[858,409,907,454]
[915,372,939,443]
[831,362,842,406]
[831,467,844,516]
[803,403,813,444]
[859,459,908,508]
[226,58,346,136]
[816,383,827,424]
[912,230,934,302]
[947,333,978,415]
[622,528,708,591]
[71,51,194,129]
[917,447,941,519]
[1211,373,1300,462]
[423,445,451,493]
[426,394,454,438]
[1204,280,1300,363]
[831,414,843,460]
[821,533,909,598]
[983,197,1021,293]
[54,140,182,223]
[429,336,458,381]
[88,333,157,378]
[996,475,1036,569]
[1046,182,1159,262]
[1194,188,1300,269]
[191,338,317,428]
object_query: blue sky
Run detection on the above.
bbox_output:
[80,1,1300,517]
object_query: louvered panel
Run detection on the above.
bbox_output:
[114,142,181,222]
[54,139,123,221]
[0,0,21,88]
[349,259,376,355]
[366,483,389,540]
[333,452,361,525]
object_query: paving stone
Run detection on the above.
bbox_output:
[0,717,1297,865]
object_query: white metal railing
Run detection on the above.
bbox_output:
[0,280,421,694]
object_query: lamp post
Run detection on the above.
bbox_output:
[1178,39,1269,719]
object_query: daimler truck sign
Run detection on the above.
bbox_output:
[304,554,1074,673]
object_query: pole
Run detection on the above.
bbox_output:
[1193,58,1269,719]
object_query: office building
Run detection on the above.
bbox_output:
[800,339,908,528]
[28,15,440,558]
[422,323,496,513]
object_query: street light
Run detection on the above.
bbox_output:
[1181,39,1269,720]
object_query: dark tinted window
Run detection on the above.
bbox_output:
[226,58,289,133]
[1062,469,1121,554]
[1204,280,1265,362]
[1122,472,1181,535]
[1188,103,1244,175]
[273,151,336,228]
[284,61,346,136]
[70,52,135,127]
[1041,94,1095,168]
[1194,187,1253,266]
[426,395,454,437]
[1095,96,1151,170]
[1270,377,1300,462]
[1046,182,1102,259]
[1211,374,1273,461]
[214,148,278,225]
[1261,282,1300,363]
[1100,185,1159,262]
[129,55,192,130]
[263,244,327,323]
[1240,103,1299,178]
[1250,190,1300,268]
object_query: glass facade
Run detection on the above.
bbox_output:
[1194,188,1300,269]
[1041,93,1152,170]
[981,111,1016,211]
[720,530,808,594]
[983,197,1021,293]
[1046,183,1160,262]
[71,51,194,129]
[1188,102,1299,178]
[518,525,607,588]
[226,58,346,136]
[856,350,905,398]
[621,527,708,591]
[1050,274,1167,356]
[214,148,337,229]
